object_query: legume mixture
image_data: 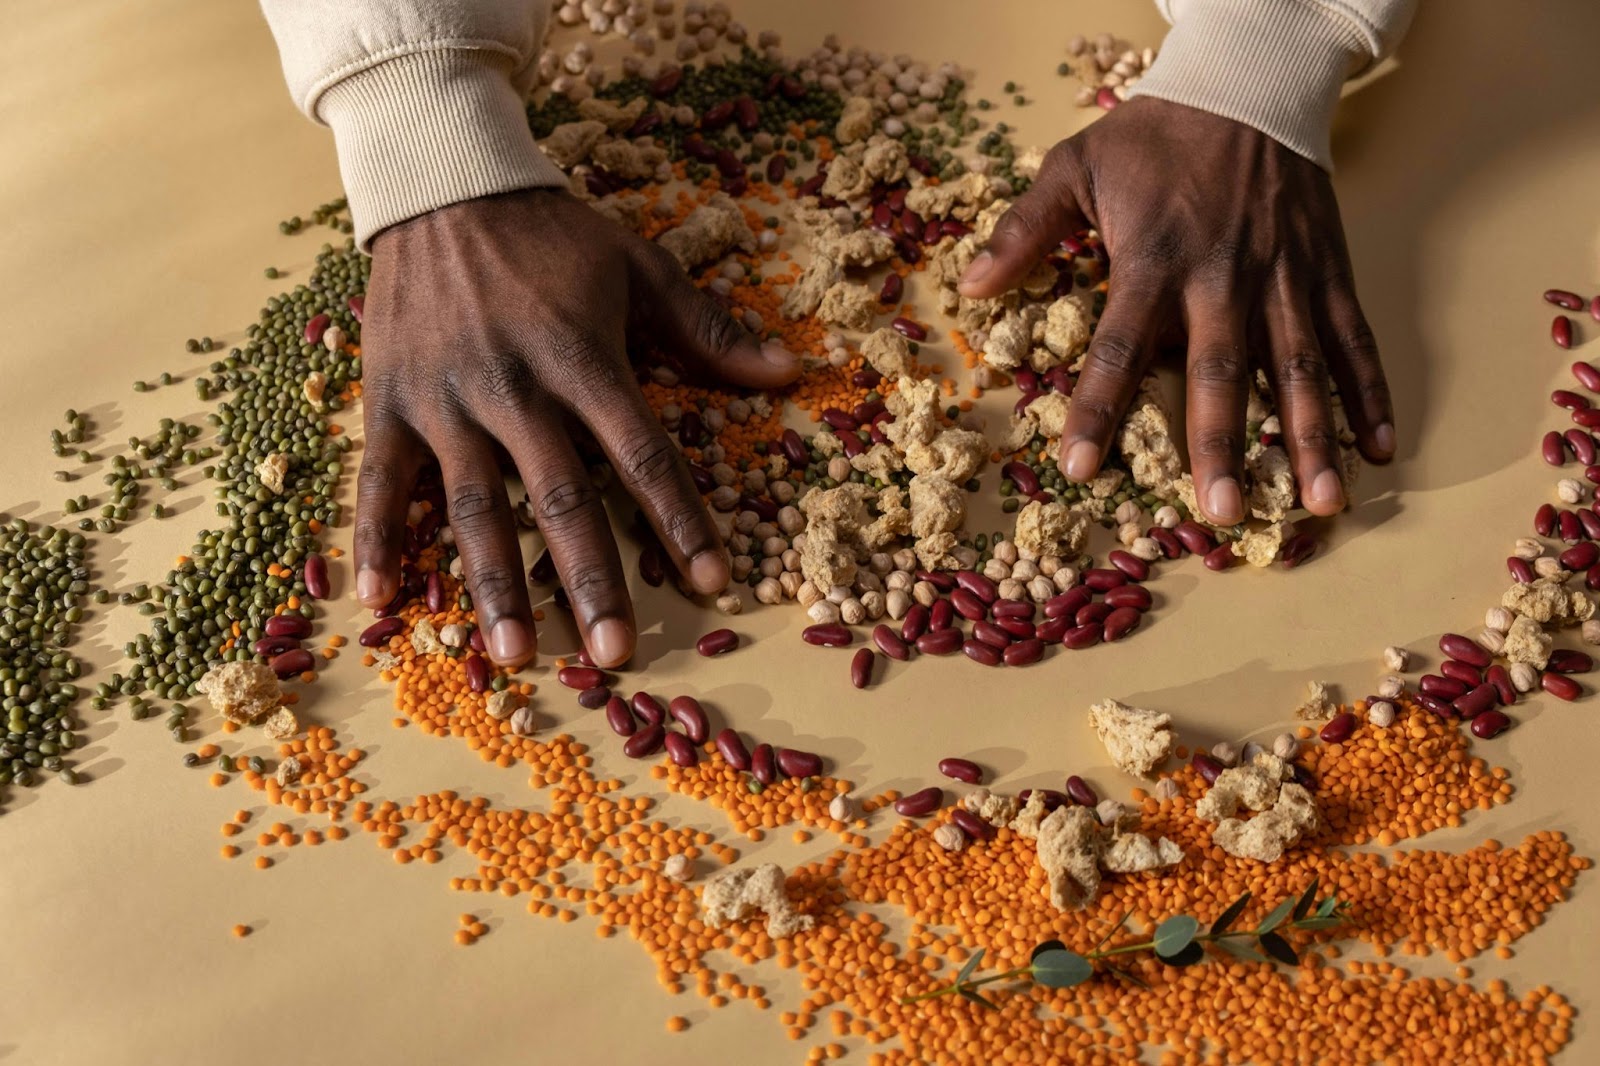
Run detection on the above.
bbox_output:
[5,3,1599,1062]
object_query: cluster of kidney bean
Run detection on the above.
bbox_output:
[1546,288,1599,351]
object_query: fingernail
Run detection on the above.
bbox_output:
[759,341,797,370]
[588,618,632,668]
[488,618,533,666]
[1206,477,1244,524]
[1306,469,1346,511]
[1373,422,1395,457]
[958,251,994,288]
[1061,439,1100,482]
[356,568,385,605]
[689,549,730,593]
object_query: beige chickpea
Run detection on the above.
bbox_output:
[1485,606,1516,633]
[1509,662,1539,693]
[1272,733,1298,759]
[1512,537,1543,560]
[716,592,744,615]
[885,588,911,620]
[1382,646,1409,672]
[754,579,782,606]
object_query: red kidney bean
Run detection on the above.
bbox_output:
[667,696,709,742]
[962,639,1003,666]
[872,624,911,661]
[1280,533,1318,568]
[1035,617,1070,643]
[1175,521,1215,554]
[605,696,637,737]
[577,686,611,710]
[1560,542,1599,570]
[751,743,777,785]
[1543,430,1569,465]
[252,635,301,658]
[1064,775,1098,806]
[1149,527,1184,558]
[637,543,666,588]
[950,588,988,621]
[878,272,903,304]
[302,312,330,344]
[1415,693,1454,719]
[1576,408,1600,429]
[1096,586,1146,612]
[850,648,876,688]
[916,628,963,655]
[1439,633,1491,668]
[1075,602,1112,627]
[1420,674,1470,701]
[624,724,665,759]
[1535,503,1557,537]
[891,317,927,341]
[1486,665,1516,706]
[1107,550,1148,581]
[1440,660,1482,686]
[777,748,822,778]
[715,729,750,771]
[1202,543,1236,571]
[1317,711,1356,743]
[893,787,942,817]
[1103,606,1142,642]
[1561,510,1582,544]
[801,623,852,647]
[1553,389,1591,411]
[764,153,787,185]
[462,653,489,694]
[1191,752,1224,785]
[938,757,982,784]
[1567,430,1597,466]
[631,692,666,727]
[955,571,998,604]
[301,553,330,600]
[1581,507,1600,539]
[917,570,957,590]
[1574,361,1600,393]
[929,598,956,632]
[1592,294,1600,323]
[1469,710,1511,739]
[267,614,314,639]
[948,807,994,841]
[1019,788,1069,811]
[992,600,1035,621]
[1045,587,1092,619]
[1453,684,1499,720]
[972,621,1012,649]
[1547,649,1594,674]
[1507,556,1536,583]
[347,293,364,320]
[820,408,858,432]
[664,731,699,767]
[358,617,405,647]
[1588,564,1600,591]
[1003,638,1044,666]
[996,617,1035,640]
[1063,623,1102,649]
[1542,672,1582,701]
[558,666,605,690]
[1002,461,1040,496]
[1553,315,1574,350]
[1546,289,1585,310]
[696,628,740,657]
[1083,568,1127,591]
[777,427,808,467]
[269,649,315,679]
[900,604,929,643]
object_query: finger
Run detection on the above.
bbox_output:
[1057,280,1166,482]
[1181,285,1250,525]
[482,397,636,669]
[1263,277,1345,516]
[434,423,537,668]
[958,141,1089,299]
[633,244,800,389]
[1316,277,1394,463]
[353,408,423,609]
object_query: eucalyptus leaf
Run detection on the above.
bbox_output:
[1215,937,1263,961]
[1031,939,1066,962]
[1257,897,1295,935]
[1316,897,1339,919]
[1292,877,1320,921]
[957,947,986,985]
[960,986,999,1010]
[1292,916,1344,931]
[1210,892,1252,936]
[1160,941,1205,967]
[1258,931,1299,966]
[1153,915,1199,958]
[1032,948,1094,989]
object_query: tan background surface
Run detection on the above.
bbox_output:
[3,2,1599,1063]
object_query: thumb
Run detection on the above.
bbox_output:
[634,245,800,390]
[958,143,1089,300]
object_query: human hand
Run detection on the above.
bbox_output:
[357,189,798,668]
[959,97,1394,526]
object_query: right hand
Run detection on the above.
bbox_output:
[357,188,799,669]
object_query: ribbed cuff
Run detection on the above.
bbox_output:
[1127,1,1371,170]
[317,48,569,249]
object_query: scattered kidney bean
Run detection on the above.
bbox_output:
[463,653,490,694]
[1566,430,1597,466]
[1535,503,1557,537]
[267,614,314,639]
[950,807,996,840]
[668,696,709,742]
[623,724,665,759]
[1280,533,1318,568]
[1507,556,1536,583]
[1003,638,1044,666]
[1065,775,1098,806]
[1547,649,1594,674]
[1453,684,1499,719]
[1063,623,1102,649]
[950,588,988,621]
[996,617,1035,639]
[269,649,314,679]
[890,317,927,341]
[900,604,929,643]
[777,748,822,778]
[252,635,301,658]
[1575,408,1600,428]
[1552,389,1591,411]
[938,757,982,784]
[929,598,956,631]
[1553,315,1574,350]
[1103,607,1142,642]
[872,624,911,661]
[1175,521,1215,554]
[301,553,330,600]
[916,628,963,655]
[1149,526,1184,558]
[1469,710,1512,738]
[1415,693,1454,719]
[1002,461,1040,496]
[1203,543,1236,571]
[1486,665,1516,706]
[1439,633,1492,668]
[1420,674,1470,701]
[1588,564,1600,591]
[1574,361,1600,393]
[992,600,1035,620]
[1045,588,1092,619]
[1440,660,1483,686]
[802,623,853,647]
[1191,752,1224,785]
[955,571,998,604]
[850,647,876,688]
[1544,430,1569,465]
[691,628,737,656]
[1019,788,1070,811]
[778,428,808,467]
[1560,542,1599,570]
[972,621,1012,649]
[1593,294,1600,323]
[577,686,611,710]
[1542,672,1582,700]
[558,666,605,690]
[878,272,903,304]
[1546,289,1585,310]
[631,692,666,727]
[893,787,943,817]
[1108,550,1149,581]
[1035,617,1070,643]
[1083,568,1126,591]
[751,743,777,785]
[605,697,637,737]
[962,639,1002,666]
[1562,510,1583,543]
[715,729,750,770]
[1581,507,1600,539]
[664,732,699,767]
[303,312,330,344]
[1075,602,1112,627]
[358,617,404,647]
[1319,711,1357,743]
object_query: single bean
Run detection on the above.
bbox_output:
[751,743,777,785]
[1102,606,1141,642]
[1546,288,1585,311]
[1075,602,1111,627]
[1553,315,1574,350]
[268,614,314,639]
[1420,674,1470,701]
[938,757,982,784]
[872,624,911,661]
[1440,660,1483,687]
[424,571,446,614]
[929,598,955,631]
[955,570,998,604]
[972,621,1012,649]
[1581,506,1600,539]
[638,543,666,587]
[252,635,301,658]
[1202,543,1236,571]
[996,617,1035,639]
[668,695,710,742]
[1507,556,1536,584]
[1575,408,1600,428]
[1542,672,1582,700]
[950,587,988,621]
[1553,389,1591,411]
[558,666,605,690]
[303,553,330,600]
[1564,510,1585,545]
[1452,684,1499,720]
[1547,649,1594,674]
[802,623,853,647]
[1044,587,1092,619]
[916,629,963,655]
[629,692,666,727]
[1561,542,1599,571]
[1149,527,1184,558]
[1107,550,1148,581]
[917,570,957,590]
[1593,294,1600,323]
[1415,693,1454,719]
[1065,775,1098,806]
[1191,752,1224,785]
[878,272,903,304]
[992,599,1035,620]
[1063,623,1102,649]
[577,686,611,710]
[1280,532,1318,569]
[269,649,314,679]
[1568,430,1600,467]
[1535,503,1557,537]
[715,728,751,770]
[1035,617,1070,643]
[1589,563,1600,591]
[1439,632,1492,668]
[1001,461,1040,496]
[1543,430,1569,466]
[623,724,665,759]
[1574,361,1600,393]
[1003,638,1044,666]
[1486,665,1517,706]
[777,748,822,778]
[605,696,637,737]
[900,604,930,643]
[891,317,927,341]
[850,647,876,688]
[1175,521,1215,554]
[664,731,699,767]
[358,616,403,647]
[696,628,740,656]
[962,639,1002,666]
[949,807,996,841]
[464,654,490,693]
[893,786,942,817]
[1083,568,1126,591]
[1469,709,1512,739]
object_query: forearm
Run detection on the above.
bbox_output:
[1128,0,1420,168]
[259,0,568,248]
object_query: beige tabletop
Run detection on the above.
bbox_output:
[3,1,1600,1064]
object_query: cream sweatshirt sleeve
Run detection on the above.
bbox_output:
[259,0,569,248]
[1128,0,1419,169]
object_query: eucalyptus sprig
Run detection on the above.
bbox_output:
[903,878,1348,1010]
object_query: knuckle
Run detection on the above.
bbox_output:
[356,458,401,500]
[656,502,712,546]
[1087,331,1142,377]
[467,563,522,613]
[690,296,746,357]
[447,482,504,529]
[1068,395,1118,434]
[1191,428,1242,461]
[1293,425,1339,455]
[1188,345,1246,386]
[535,477,601,525]
[619,434,683,488]
[1333,321,1381,366]
[1277,348,1328,386]
[473,352,536,405]
[563,562,627,608]
[353,514,399,553]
